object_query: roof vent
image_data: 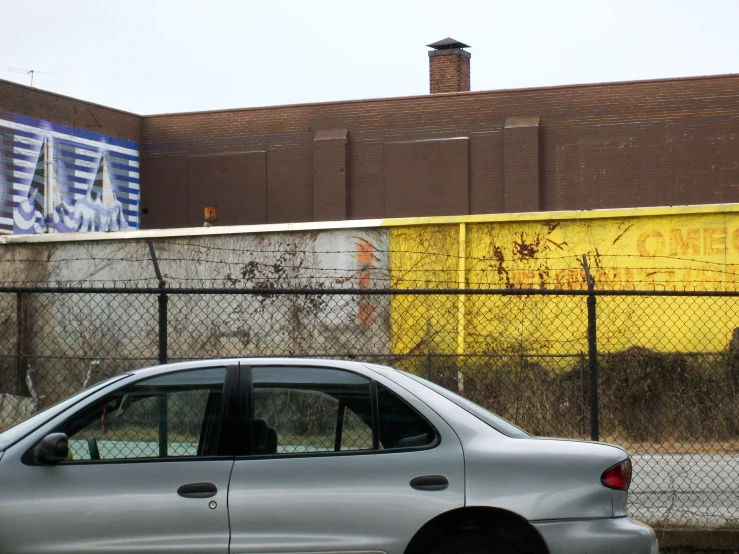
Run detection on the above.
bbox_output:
[427,38,471,50]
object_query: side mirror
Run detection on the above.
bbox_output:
[35,433,69,465]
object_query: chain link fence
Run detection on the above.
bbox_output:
[0,285,737,529]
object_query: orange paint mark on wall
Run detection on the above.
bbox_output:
[357,240,375,324]
[357,240,374,263]
[669,228,700,256]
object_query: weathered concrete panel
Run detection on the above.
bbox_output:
[388,210,739,358]
[0,228,391,403]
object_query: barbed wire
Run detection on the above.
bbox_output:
[2,248,739,268]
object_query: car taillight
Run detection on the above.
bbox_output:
[601,458,632,491]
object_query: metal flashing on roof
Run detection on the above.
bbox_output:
[427,37,471,50]
[505,116,541,128]
[3,204,739,245]
[314,129,349,142]
[385,136,469,145]
[0,219,385,244]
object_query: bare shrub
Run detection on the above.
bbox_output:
[599,347,738,442]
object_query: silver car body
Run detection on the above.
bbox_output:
[0,358,658,554]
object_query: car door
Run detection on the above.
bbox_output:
[228,364,465,554]
[0,365,237,554]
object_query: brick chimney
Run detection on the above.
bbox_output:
[428,38,471,94]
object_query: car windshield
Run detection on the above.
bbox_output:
[0,374,131,451]
[400,371,530,438]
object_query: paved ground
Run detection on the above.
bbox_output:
[659,548,739,554]
[629,454,739,526]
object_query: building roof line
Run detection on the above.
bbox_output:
[0,78,143,118]
[142,73,739,119]
[3,73,738,121]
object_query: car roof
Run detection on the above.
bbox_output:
[127,357,395,380]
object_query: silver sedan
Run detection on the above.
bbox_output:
[0,358,658,554]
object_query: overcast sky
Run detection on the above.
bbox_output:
[2,0,738,115]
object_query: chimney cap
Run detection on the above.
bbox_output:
[427,37,471,50]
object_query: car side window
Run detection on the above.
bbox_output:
[252,366,373,455]
[60,367,227,461]
[377,383,435,450]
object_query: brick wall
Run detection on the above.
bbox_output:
[504,117,540,213]
[429,50,471,94]
[4,74,739,231]
[313,129,348,221]
[0,79,141,142]
[141,74,739,229]
[384,138,469,217]
[187,151,267,226]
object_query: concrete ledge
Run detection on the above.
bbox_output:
[659,529,739,551]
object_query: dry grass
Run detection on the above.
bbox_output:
[603,437,739,455]
[397,347,739,450]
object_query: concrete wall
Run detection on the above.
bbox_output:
[0,227,391,403]
[2,203,739,401]
[390,205,739,358]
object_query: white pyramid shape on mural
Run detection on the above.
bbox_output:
[13,137,47,233]
[31,140,46,214]
[74,151,128,232]
[91,151,115,206]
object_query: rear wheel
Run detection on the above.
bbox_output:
[432,533,524,554]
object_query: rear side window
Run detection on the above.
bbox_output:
[249,367,436,455]
[252,366,374,455]
[377,384,435,450]
[404,372,529,438]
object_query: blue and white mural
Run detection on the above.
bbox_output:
[0,112,139,234]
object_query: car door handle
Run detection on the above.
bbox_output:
[410,475,449,491]
[177,482,218,498]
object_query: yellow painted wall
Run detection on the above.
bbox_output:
[388,225,460,355]
[388,207,739,357]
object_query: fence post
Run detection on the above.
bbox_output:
[148,240,168,365]
[157,394,168,457]
[582,255,599,442]
[16,292,30,396]
[456,222,466,392]
[158,293,168,365]
[579,353,587,436]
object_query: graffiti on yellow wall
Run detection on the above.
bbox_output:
[387,207,739,358]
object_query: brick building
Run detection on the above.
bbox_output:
[1,39,738,232]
